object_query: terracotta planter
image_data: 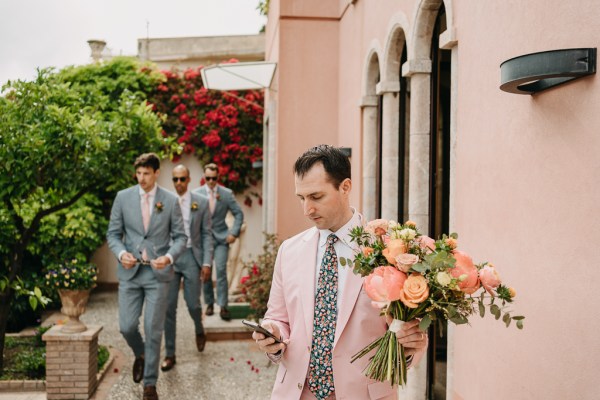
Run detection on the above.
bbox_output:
[58,289,91,333]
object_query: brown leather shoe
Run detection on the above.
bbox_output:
[220,306,231,321]
[205,304,214,316]
[196,333,207,352]
[143,385,159,400]
[132,355,144,383]
[160,356,176,372]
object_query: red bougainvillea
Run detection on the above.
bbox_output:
[148,60,264,205]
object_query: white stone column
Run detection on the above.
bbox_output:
[263,98,277,234]
[360,95,379,221]
[376,81,401,221]
[402,60,432,237]
[398,60,432,400]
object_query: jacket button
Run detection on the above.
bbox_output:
[298,383,303,390]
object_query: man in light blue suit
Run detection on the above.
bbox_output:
[107,153,187,400]
[160,165,213,372]
[194,163,243,321]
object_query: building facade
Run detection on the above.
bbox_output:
[262,1,600,399]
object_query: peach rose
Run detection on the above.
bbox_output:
[416,235,436,253]
[395,253,420,273]
[479,264,501,295]
[509,287,517,298]
[450,250,480,294]
[362,247,374,257]
[405,220,417,228]
[366,219,389,236]
[382,239,407,265]
[399,273,429,308]
[364,266,407,308]
[445,237,457,249]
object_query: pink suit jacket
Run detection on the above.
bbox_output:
[263,226,397,400]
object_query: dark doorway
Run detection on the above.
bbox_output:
[398,44,410,223]
[427,4,451,400]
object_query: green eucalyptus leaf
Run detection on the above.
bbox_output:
[478,301,485,318]
[419,315,432,331]
[516,320,524,330]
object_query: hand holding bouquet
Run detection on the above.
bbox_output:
[340,219,524,386]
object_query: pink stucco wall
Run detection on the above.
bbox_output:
[451,1,600,399]
[267,1,600,398]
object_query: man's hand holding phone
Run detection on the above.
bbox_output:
[245,320,288,355]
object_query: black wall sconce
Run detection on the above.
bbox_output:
[500,48,596,95]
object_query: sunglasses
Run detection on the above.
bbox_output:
[172,177,188,183]
[205,177,218,181]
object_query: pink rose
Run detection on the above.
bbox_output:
[395,253,420,273]
[416,236,436,252]
[450,250,480,294]
[479,264,501,295]
[382,239,407,265]
[399,273,429,308]
[364,266,407,308]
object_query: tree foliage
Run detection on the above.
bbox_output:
[147,64,264,205]
[0,57,167,372]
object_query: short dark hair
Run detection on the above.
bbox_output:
[204,163,218,174]
[134,153,160,172]
[294,145,351,188]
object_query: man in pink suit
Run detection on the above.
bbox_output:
[254,145,428,400]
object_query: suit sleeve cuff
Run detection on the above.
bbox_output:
[166,254,174,264]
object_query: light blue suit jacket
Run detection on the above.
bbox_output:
[107,185,187,282]
[194,185,244,245]
[188,192,213,266]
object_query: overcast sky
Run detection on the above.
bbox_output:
[0,0,266,85]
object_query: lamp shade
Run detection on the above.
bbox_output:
[201,61,277,90]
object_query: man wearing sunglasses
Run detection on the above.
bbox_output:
[160,165,213,372]
[194,163,244,321]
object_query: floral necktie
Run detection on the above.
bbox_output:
[308,233,338,399]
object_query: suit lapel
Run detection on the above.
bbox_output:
[147,186,162,232]
[333,214,366,348]
[134,186,146,234]
[300,229,319,342]
[333,266,363,348]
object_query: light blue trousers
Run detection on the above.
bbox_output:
[118,266,170,386]
[203,242,229,308]
[164,248,204,357]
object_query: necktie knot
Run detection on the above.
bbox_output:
[327,234,338,246]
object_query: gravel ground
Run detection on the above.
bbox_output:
[81,291,277,400]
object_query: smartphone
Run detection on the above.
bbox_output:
[242,320,283,344]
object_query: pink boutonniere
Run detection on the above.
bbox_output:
[155,202,164,212]
[215,193,221,201]
[191,202,199,211]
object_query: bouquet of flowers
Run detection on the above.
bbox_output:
[45,259,98,290]
[340,219,524,386]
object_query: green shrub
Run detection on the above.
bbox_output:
[98,345,110,371]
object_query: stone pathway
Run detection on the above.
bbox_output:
[80,291,277,399]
